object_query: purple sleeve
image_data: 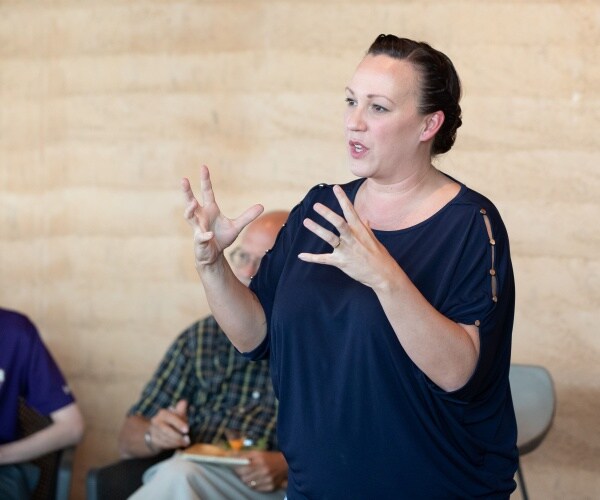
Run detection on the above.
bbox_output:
[23,318,75,416]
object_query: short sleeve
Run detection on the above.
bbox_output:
[439,209,500,325]
[429,202,515,402]
[23,319,75,415]
[246,190,314,360]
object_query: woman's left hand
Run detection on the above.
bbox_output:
[298,185,397,290]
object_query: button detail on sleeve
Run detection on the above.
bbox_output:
[480,209,498,302]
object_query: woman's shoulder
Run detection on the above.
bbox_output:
[434,177,504,230]
[445,176,500,213]
[446,182,510,244]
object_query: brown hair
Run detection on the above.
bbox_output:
[367,34,463,155]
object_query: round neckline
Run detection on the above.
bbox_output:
[346,176,467,235]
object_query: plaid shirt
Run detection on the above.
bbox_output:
[128,315,278,450]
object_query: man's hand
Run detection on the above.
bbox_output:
[234,451,288,492]
[146,400,191,452]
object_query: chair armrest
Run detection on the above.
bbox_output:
[86,451,173,500]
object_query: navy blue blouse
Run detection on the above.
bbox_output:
[248,177,518,499]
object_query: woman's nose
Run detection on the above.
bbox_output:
[345,107,366,131]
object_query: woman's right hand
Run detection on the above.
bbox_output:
[181,165,264,269]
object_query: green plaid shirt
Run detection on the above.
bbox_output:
[128,315,278,450]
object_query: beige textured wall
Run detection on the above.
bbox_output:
[1,1,598,498]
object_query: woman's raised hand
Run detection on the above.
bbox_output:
[298,185,397,290]
[181,165,264,269]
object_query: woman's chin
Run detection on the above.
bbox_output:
[348,160,372,179]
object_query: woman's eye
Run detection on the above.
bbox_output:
[372,104,388,113]
[345,97,356,106]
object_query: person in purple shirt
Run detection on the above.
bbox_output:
[0,307,85,499]
[180,34,517,499]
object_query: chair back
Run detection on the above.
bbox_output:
[17,398,75,500]
[86,452,173,500]
[509,364,556,455]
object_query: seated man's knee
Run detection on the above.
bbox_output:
[151,457,208,483]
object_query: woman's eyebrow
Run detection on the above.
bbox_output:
[345,87,397,106]
[345,87,395,104]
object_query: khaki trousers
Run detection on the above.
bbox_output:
[128,455,286,500]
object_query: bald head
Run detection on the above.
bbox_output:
[232,210,289,285]
[244,210,289,244]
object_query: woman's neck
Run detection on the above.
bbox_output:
[366,162,436,196]
[354,166,458,231]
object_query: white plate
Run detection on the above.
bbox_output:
[179,452,250,466]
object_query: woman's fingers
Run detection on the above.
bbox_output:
[298,188,378,267]
[199,164,216,205]
[332,184,362,228]
[303,194,352,251]
[183,197,198,221]
[182,166,268,260]
[181,178,204,229]
[303,216,339,249]
[311,186,364,241]
[193,230,214,246]
[233,204,266,234]
[311,202,345,234]
[181,165,216,211]
[180,177,195,202]
[181,167,220,234]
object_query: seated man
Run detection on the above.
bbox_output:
[0,308,85,500]
[121,210,289,500]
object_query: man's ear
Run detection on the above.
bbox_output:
[420,110,445,142]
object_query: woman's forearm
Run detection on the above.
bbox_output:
[198,255,267,353]
[374,264,480,392]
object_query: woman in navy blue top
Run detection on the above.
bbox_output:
[182,34,518,499]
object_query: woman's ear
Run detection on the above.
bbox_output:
[420,110,445,142]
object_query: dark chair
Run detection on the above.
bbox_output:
[17,399,76,500]
[86,451,173,500]
[509,364,556,500]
